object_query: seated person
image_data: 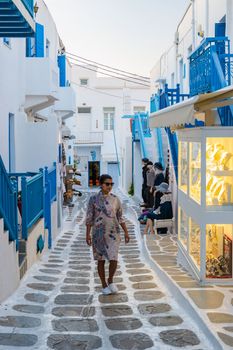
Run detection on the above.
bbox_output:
[143,182,173,235]
[138,187,163,224]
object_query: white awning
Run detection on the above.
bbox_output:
[149,85,233,128]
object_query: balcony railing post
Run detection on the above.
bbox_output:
[21,176,28,240]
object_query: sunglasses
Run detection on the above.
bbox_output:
[103,182,114,187]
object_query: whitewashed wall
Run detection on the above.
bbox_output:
[71,65,150,193]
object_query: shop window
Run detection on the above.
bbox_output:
[206,138,233,206]
[206,224,232,279]
[189,218,201,269]
[189,142,201,204]
[178,207,188,249]
[178,141,188,194]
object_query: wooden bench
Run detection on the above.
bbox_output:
[154,218,175,234]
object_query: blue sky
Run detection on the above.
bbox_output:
[45,0,189,76]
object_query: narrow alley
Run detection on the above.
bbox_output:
[0,193,212,350]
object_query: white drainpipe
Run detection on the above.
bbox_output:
[191,0,196,50]
[205,0,209,38]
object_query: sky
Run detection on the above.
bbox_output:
[44,0,189,76]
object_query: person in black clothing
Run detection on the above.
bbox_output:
[144,182,173,235]
[153,162,165,187]
[141,158,149,205]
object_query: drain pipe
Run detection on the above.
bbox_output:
[175,1,192,82]
[227,0,233,51]
[190,0,196,50]
[205,0,209,38]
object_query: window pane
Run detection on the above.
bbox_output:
[110,116,114,130]
[178,141,188,194]
[80,79,88,86]
[178,207,188,249]
[206,137,233,207]
[206,224,232,278]
[189,218,201,269]
[104,115,109,130]
[78,107,91,114]
[190,142,201,204]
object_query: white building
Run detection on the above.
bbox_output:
[69,65,150,195]
[0,0,76,301]
[151,0,233,94]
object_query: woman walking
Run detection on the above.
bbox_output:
[85,174,130,295]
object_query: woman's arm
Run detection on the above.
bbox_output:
[86,224,92,246]
[120,222,130,244]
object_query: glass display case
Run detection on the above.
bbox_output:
[178,141,188,194]
[178,207,188,248]
[177,127,233,284]
[206,138,233,207]
[189,218,201,269]
[189,142,201,204]
[206,224,232,279]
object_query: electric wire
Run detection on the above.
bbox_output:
[69,61,151,87]
[67,55,150,84]
[70,80,150,103]
[66,52,150,81]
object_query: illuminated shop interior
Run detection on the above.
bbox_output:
[177,128,233,284]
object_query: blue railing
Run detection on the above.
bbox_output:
[132,112,151,141]
[21,0,34,17]
[0,156,18,243]
[44,163,57,249]
[150,94,164,167]
[47,162,57,202]
[190,37,232,96]
[190,37,233,125]
[21,172,44,239]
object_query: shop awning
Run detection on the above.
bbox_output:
[149,85,233,128]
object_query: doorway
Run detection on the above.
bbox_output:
[88,161,100,187]
[107,162,119,188]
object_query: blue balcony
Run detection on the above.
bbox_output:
[0,0,35,37]
[189,37,233,126]
[190,37,233,96]
[132,112,151,142]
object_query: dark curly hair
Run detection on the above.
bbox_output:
[99,174,113,185]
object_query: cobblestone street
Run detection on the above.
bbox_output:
[0,195,213,349]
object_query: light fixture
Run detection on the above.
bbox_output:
[34,2,39,16]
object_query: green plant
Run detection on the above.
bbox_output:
[128,183,134,196]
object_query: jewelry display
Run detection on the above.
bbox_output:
[206,225,232,278]
[189,141,233,205]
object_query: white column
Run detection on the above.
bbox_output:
[227,0,233,51]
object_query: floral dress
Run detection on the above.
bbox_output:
[85,191,125,261]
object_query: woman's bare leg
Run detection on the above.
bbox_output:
[148,219,155,234]
[143,220,150,235]
[98,260,107,288]
[108,260,118,284]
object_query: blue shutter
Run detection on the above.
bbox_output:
[35,23,44,57]
[26,37,32,57]
[215,23,226,37]
[58,55,66,87]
